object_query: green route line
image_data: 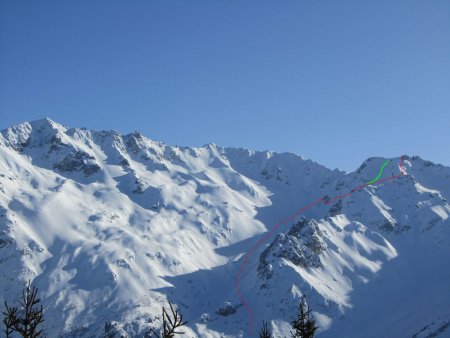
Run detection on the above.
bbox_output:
[366,159,391,185]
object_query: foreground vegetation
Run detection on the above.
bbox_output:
[2,282,317,338]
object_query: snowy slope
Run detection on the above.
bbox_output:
[0,118,449,337]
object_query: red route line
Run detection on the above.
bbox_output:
[235,157,406,335]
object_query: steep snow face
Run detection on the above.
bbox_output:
[0,119,449,338]
[253,157,450,338]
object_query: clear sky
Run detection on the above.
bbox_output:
[1,0,449,171]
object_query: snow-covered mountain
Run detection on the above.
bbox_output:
[0,118,449,338]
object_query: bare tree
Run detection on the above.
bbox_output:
[148,302,188,338]
[2,280,45,338]
[259,320,272,338]
[3,307,16,338]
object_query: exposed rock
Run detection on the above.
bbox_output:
[54,150,100,176]
[216,302,237,316]
[258,218,326,280]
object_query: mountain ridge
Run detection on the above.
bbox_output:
[0,118,449,337]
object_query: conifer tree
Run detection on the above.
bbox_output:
[290,296,318,338]
[2,280,45,338]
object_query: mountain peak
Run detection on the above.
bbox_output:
[1,117,67,149]
[28,117,66,132]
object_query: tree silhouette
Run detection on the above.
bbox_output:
[259,320,272,338]
[2,280,45,338]
[291,296,318,338]
[148,302,188,338]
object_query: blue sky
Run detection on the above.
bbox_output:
[1,0,449,171]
